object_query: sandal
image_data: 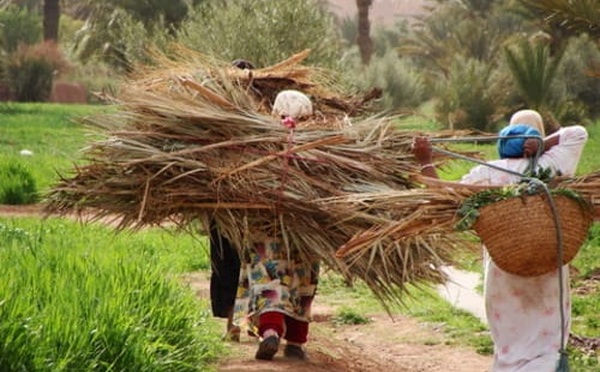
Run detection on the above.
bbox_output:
[284,344,308,361]
[255,335,280,360]
[223,325,241,342]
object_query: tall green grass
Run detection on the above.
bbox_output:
[0,217,219,371]
[0,161,38,204]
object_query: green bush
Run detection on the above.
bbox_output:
[346,49,427,113]
[5,41,71,102]
[0,162,38,205]
[178,0,342,68]
[72,8,172,73]
[434,56,510,131]
[0,5,42,54]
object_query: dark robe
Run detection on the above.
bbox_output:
[209,221,241,318]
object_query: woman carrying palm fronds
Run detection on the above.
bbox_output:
[234,90,319,362]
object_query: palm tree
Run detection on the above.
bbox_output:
[43,0,59,41]
[504,38,564,112]
[356,0,373,65]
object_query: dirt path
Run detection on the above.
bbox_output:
[2,205,493,371]
[184,272,493,372]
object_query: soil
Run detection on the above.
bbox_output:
[1,205,493,371]
[184,271,493,372]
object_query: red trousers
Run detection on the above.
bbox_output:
[258,311,309,344]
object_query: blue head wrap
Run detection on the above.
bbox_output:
[497,124,541,159]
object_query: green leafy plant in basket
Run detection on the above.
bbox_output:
[455,167,587,232]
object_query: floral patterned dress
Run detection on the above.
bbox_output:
[233,237,320,336]
[461,126,588,372]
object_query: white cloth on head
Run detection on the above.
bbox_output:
[272,90,313,119]
[460,125,588,372]
[509,109,546,137]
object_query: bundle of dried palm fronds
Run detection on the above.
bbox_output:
[121,47,381,129]
[556,172,600,220]
[325,173,600,292]
[45,47,486,305]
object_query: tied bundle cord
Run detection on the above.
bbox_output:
[522,180,570,372]
[275,116,296,217]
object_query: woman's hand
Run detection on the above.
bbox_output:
[412,136,433,165]
[523,138,541,158]
[412,136,439,179]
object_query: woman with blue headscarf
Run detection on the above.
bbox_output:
[413,109,588,372]
[497,123,541,159]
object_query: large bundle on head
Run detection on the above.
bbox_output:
[46,47,480,305]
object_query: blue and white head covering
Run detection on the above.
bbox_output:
[497,109,545,158]
[497,124,541,158]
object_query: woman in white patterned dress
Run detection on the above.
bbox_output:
[413,109,588,371]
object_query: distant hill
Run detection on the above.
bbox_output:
[327,0,432,26]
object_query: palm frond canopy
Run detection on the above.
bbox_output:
[519,0,600,38]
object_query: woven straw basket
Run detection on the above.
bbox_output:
[473,193,593,277]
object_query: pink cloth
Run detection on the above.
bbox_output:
[460,126,588,372]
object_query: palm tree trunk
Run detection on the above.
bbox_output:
[356,0,373,65]
[43,0,60,42]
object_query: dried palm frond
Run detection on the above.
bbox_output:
[44,47,491,305]
[557,171,600,220]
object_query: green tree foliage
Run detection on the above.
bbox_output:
[518,0,600,39]
[72,6,171,72]
[0,5,42,53]
[559,34,600,118]
[346,49,427,113]
[400,2,526,78]
[70,0,198,70]
[434,55,510,131]
[514,0,600,123]
[177,0,341,68]
[0,0,40,12]
[398,2,522,128]
[102,0,201,33]
[504,38,563,111]
[396,0,598,128]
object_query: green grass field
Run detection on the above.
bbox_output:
[0,103,103,192]
[0,217,220,371]
[0,103,598,370]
